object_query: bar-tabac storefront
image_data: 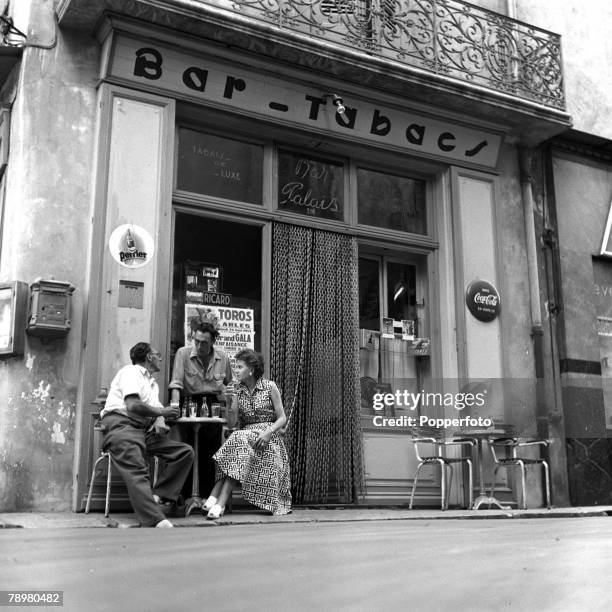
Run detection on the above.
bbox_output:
[42,2,569,512]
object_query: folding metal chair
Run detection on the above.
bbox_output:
[409,433,475,510]
[489,437,551,509]
[85,451,114,517]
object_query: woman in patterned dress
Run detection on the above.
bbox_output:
[204,349,292,518]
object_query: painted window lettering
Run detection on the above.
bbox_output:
[280,181,340,212]
[294,158,328,181]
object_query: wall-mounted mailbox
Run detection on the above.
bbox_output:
[0,281,29,356]
[27,279,75,338]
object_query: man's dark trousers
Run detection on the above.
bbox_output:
[102,412,194,526]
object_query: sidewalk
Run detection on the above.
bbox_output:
[2,505,611,529]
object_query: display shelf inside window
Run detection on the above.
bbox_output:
[359,328,430,356]
[184,261,224,303]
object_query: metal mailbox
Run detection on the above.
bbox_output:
[27,279,75,338]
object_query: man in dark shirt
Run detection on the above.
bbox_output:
[169,322,233,412]
[169,322,234,501]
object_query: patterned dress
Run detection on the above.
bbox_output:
[213,378,292,515]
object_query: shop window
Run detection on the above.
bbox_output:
[593,259,612,429]
[359,256,419,335]
[176,128,263,204]
[359,257,380,331]
[277,150,344,221]
[357,167,426,234]
[359,254,427,424]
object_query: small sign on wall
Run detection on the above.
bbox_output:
[118,280,144,309]
[466,279,500,322]
[109,224,154,268]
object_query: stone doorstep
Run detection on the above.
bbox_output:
[2,506,612,529]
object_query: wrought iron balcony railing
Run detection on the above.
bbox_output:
[213,0,564,110]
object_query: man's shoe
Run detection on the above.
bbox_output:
[154,495,177,516]
[155,519,174,528]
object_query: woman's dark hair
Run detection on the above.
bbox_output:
[235,349,264,379]
[130,342,151,364]
[194,322,220,342]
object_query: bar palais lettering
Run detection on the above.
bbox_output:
[105,35,503,168]
[280,181,339,212]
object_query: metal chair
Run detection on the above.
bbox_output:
[85,451,114,517]
[409,433,475,510]
[488,437,551,509]
[85,451,160,517]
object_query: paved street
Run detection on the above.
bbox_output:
[2,516,612,611]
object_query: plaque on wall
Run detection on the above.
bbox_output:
[466,279,501,322]
[108,224,154,268]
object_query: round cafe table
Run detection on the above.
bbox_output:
[463,428,512,510]
[175,416,227,516]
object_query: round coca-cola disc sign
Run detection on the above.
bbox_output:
[465,279,500,322]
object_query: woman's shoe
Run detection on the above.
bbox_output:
[203,496,217,511]
[207,504,225,519]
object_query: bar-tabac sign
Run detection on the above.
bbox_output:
[105,33,503,169]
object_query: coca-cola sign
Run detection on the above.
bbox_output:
[466,279,500,322]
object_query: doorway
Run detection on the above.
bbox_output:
[358,248,433,503]
[170,212,263,497]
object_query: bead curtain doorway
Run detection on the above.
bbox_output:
[271,222,363,504]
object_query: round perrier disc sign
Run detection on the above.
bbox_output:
[466,279,500,322]
[109,224,154,268]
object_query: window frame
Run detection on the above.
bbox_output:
[275,144,350,225]
[358,249,429,337]
[354,163,430,239]
[172,109,440,249]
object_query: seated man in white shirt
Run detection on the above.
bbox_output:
[100,342,194,528]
